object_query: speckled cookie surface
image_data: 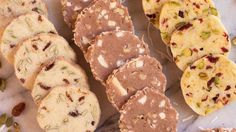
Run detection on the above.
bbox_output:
[87,30,149,83]
[159,0,217,45]
[106,55,166,109]
[32,58,89,105]
[61,0,95,28]
[202,128,236,132]
[74,0,133,53]
[0,13,57,63]
[14,33,76,90]
[170,15,230,71]
[181,54,236,116]
[119,87,178,132]
[37,86,101,132]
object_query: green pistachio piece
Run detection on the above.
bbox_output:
[175,22,187,30]
[0,113,7,127]
[0,79,7,92]
[200,31,211,40]
[209,7,218,16]
[198,72,208,80]
[232,37,236,45]
[168,1,181,6]
[5,117,13,128]
[214,77,220,85]
[161,32,169,40]
[197,61,205,69]
[181,48,192,57]
[185,72,191,78]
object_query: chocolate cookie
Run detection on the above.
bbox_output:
[87,30,150,83]
[106,55,166,109]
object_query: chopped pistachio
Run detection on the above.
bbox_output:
[232,37,236,45]
[185,72,191,78]
[169,1,181,6]
[0,113,7,127]
[0,79,6,92]
[214,77,220,85]
[161,32,169,41]
[181,48,192,57]
[197,61,205,69]
[198,72,208,80]
[5,117,13,128]
[175,22,186,30]
[200,31,211,40]
[209,7,218,16]
[13,122,20,132]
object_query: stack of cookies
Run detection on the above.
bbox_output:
[0,0,101,131]
[61,0,179,131]
[143,0,236,117]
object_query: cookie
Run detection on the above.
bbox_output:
[159,0,218,45]
[202,128,236,132]
[170,15,231,71]
[119,87,178,132]
[106,55,166,109]
[74,0,133,53]
[142,0,176,29]
[32,58,89,105]
[87,30,150,83]
[0,0,47,37]
[37,86,101,132]
[61,0,95,28]
[14,33,76,90]
[181,54,236,116]
[0,12,57,63]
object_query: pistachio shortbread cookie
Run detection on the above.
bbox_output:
[106,55,166,109]
[1,13,57,63]
[142,0,177,29]
[14,33,76,90]
[87,30,150,83]
[159,0,218,45]
[74,0,133,53]
[37,86,101,132]
[170,15,230,71]
[202,128,236,132]
[181,54,236,116]
[0,0,47,37]
[119,87,178,132]
[32,58,89,105]
[61,0,95,28]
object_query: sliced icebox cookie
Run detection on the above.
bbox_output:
[119,87,178,132]
[0,12,57,63]
[0,0,48,37]
[32,58,89,105]
[74,0,133,53]
[14,33,76,90]
[106,55,166,109]
[61,0,96,28]
[170,15,231,71]
[142,0,177,29]
[159,0,218,45]
[202,128,236,132]
[87,30,150,83]
[181,54,236,116]
[37,86,101,132]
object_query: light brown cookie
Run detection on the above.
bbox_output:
[87,30,150,83]
[74,0,133,53]
[106,55,166,109]
[202,128,236,132]
[61,0,95,28]
[119,87,178,132]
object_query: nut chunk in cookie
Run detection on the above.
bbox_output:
[87,30,150,83]
[37,86,101,132]
[119,87,178,132]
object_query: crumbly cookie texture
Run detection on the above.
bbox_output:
[32,58,89,105]
[0,0,48,37]
[119,87,178,132]
[159,0,218,45]
[106,55,166,109]
[181,54,236,115]
[170,15,231,71]
[74,0,133,53]
[14,33,76,90]
[0,13,57,63]
[87,30,150,83]
[61,0,95,28]
[37,86,101,132]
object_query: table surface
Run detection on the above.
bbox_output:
[0,0,236,132]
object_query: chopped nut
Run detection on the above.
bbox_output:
[232,37,236,45]
[197,61,205,69]
[198,72,208,80]
[5,117,13,128]
[200,31,211,40]
[181,48,192,57]
[12,102,25,117]
[97,55,108,68]
[209,7,218,16]
[0,113,7,127]
[0,78,6,92]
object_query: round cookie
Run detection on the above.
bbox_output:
[119,87,178,132]
[202,128,236,132]
[170,15,231,71]
[142,0,176,29]
[159,0,217,45]
[74,0,133,53]
[181,54,236,116]
[87,30,150,83]
[14,33,76,90]
[37,86,101,132]
[0,12,57,63]
[106,55,166,109]
[32,58,89,105]
[61,0,95,28]
[0,0,48,37]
